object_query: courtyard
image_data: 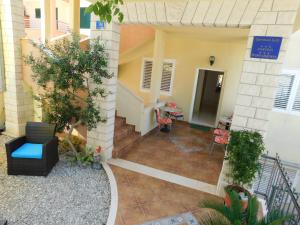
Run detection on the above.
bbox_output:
[1,0,300,224]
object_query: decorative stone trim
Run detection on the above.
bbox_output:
[102,162,118,225]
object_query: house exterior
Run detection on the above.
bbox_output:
[23,0,92,40]
[2,0,300,194]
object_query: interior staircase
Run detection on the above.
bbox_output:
[113,114,141,158]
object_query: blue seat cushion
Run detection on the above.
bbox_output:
[11,143,43,159]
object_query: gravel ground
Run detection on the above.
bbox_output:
[0,135,111,225]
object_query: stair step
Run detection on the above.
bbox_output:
[114,124,136,143]
[113,133,141,158]
[115,116,126,129]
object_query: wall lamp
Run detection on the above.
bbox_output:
[209,56,215,66]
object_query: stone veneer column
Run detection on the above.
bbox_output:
[217,1,300,196]
[0,0,33,136]
[231,5,299,134]
[87,15,120,159]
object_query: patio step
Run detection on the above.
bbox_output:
[115,116,126,129]
[114,124,136,142]
[113,115,141,158]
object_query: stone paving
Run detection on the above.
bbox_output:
[0,135,110,225]
[112,166,221,225]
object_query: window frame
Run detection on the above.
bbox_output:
[35,8,41,19]
[140,57,176,96]
[273,69,300,116]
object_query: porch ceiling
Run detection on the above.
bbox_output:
[156,26,249,42]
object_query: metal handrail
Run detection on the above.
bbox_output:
[253,154,300,224]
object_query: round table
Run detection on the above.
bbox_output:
[160,106,183,114]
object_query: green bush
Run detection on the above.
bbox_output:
[226,130,265,186]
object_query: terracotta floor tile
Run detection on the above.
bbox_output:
[111,150,222,225]
[121,122,224,185]
[143,200,186,222]
[111,156,223,225]
[118,206,148,225]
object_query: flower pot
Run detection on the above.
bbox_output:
[224,185,251,210]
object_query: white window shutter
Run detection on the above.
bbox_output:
[274,75,294,110]
[252,159,298,194]
[160,62,174,93]
[142,60,153,89]
[292,82,300,112]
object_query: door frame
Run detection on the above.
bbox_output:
[189,67,227,127]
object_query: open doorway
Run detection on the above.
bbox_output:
[190,69,224,127]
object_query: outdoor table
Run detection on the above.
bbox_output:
[160,106,183,115]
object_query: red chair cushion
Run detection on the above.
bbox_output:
[169,112,183,116]
[158,118,172,124]
[214,136,229,145]
[214,129,230,137]
[166,102,177,108]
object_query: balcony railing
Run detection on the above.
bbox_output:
[253,154,300,225]
[24,18,70,33]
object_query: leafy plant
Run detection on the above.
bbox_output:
[200,190,290,225]
[226,130,265,186]
[85,0,124,23]
[69,146,103,168]
[70,147,94,167]
[25,34,112,155]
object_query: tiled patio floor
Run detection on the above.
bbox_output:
[111,166,221,225]
[120,122,225,185]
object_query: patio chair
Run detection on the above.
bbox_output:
[5,122,59,176]
[166,102,184,121]
[210,128,229,154]
[154,108,172,132]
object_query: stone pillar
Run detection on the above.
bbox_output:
[217,2,300,197]
[87,15,120,159]
[0,0,33,136]
[150,30,166,103]
[40,0,56,42]
[70,0,80,34]
[231,9,298,134]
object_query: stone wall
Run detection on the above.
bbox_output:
[0,0,33,136]
[87,16,120,159]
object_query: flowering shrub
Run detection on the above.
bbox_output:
[70,146,103,168]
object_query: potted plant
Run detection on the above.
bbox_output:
[225,130,265,209]
[200,190,290,225]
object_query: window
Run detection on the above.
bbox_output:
[274,70,300,114]
[34,8,57,20]
[35,8,41,19]
[141,58,175,95]
[80,7,91,29]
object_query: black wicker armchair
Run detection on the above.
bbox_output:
[5,122,59,176]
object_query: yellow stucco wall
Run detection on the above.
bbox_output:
[118,33,247,121]
[23,0,70,24]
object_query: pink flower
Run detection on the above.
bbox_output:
[95,146,102,154]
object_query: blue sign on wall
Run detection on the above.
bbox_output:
[96,21,105,30]
[251,36,283,60]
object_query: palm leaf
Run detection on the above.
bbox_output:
[201,190,243,224]
[199,211,231,225]
[201,200,233,220]
[227,190,244,222]
[247,196,259,225]
[256,210,291,225]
